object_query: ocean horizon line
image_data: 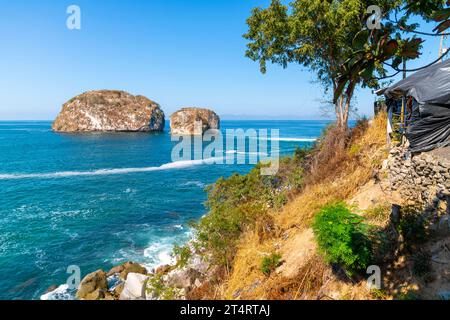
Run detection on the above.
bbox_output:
[0,118,356,122]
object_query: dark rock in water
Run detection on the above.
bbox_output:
[76,269,108,300]
[170,107,220,135]
[52,90,165,132]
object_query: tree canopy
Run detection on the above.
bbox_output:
[244,0,450,128]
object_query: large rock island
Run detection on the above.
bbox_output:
[52,90,165,132]
[170,107,220,135]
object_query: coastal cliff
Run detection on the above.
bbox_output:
[71,113,450,301]
[170,108,220,135]
[52,90,165,132]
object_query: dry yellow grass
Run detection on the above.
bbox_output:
[276,113,388,232]
[221,113,389,300]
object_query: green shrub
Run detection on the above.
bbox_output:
[261,253,283,276]
[313,203,372,275]
[191,153,310,270]
[173,245,192,268]
[146,274,178,300]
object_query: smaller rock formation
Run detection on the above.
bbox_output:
[52,90,165,132]
[76,270,108,300]
[170,108,220,135]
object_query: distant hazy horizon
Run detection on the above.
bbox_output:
[0,115,338,121]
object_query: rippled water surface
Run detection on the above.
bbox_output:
[0,120,329,299]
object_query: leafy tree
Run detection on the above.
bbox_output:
[244,0,450,128]
[244,0,398,129]
[335,0,449,101]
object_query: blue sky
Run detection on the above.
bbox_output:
[0,0,445,120]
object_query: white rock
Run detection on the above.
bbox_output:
[119,273,149,300]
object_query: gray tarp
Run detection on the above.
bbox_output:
[383,60,450,153]
[384,59,450,105]
[406,103,450,152]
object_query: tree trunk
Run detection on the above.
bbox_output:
[333,81,356,131]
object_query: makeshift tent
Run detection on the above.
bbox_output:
[382,59,450,153]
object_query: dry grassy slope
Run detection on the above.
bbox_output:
[220,114,390,300]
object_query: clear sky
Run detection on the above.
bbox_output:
[0,0,445,120]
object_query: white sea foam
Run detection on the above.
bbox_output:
[0,157,223,181]
[182,181,206,188]
[143,242,176,268]
[40,284,74,301]
[40,229,193,300]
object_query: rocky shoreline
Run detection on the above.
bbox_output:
[70,250,213,300]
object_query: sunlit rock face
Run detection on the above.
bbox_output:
[170,108,220,135]
[52,90,165,133]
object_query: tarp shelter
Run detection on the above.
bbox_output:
[382,59,450,153]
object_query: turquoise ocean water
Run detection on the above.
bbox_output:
[0,120,329,300]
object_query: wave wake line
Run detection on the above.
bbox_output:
[0,157,223,181]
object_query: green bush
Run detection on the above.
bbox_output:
[313,203,372,275]
[261,253,283,276]
[173,244,192,268]
[191,153,309,270]
[146,274,178,300]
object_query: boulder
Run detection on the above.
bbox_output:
[155,264,173,276]
[119,273,149,300]
[170,107,220,135]
[107,261,148,280]
[52,90,165,132]
[111,283,125,299]
[76,270,108,300]
[164,267,203,289]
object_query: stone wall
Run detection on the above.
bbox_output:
[384,146,450,214]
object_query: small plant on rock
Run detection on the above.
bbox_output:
[173,244,192,268]
[261,253,283,276]
[146,274,179,300]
